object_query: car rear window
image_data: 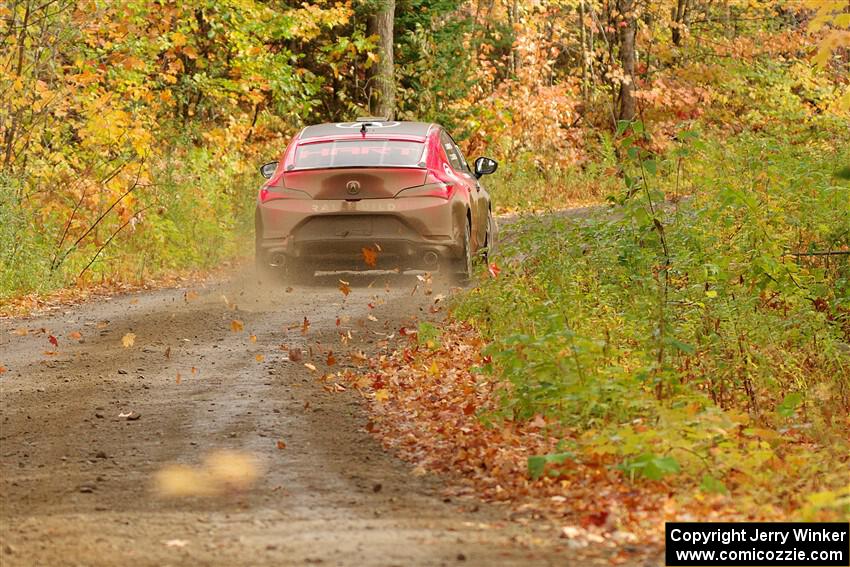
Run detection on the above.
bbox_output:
[293,140,425,169]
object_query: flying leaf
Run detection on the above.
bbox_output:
[339,279,351,297]
[231,320,244,332]
[121,333,136,348]
[362,247,379,268]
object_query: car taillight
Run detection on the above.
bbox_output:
[396,182,454,199]
[259,187,308,202]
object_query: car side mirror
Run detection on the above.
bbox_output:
[474,157,498,178]
[260,162,278,179]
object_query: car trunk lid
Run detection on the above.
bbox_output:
[283,168,427,200]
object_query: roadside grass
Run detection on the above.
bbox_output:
[452,121,850,519]
[0,136,261,303]
[486,144,622,213]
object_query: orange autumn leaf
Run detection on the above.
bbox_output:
[255,354,265,362]
[338,279,351,297]
[121,333,136,348]
[276,440,286,450]
[231,320,244,332]
[361,247,379,268]
[326,351,337,366]
[301,317,310,336]
[68,331,83,340]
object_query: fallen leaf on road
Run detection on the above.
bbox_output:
[0,366,7,374]
[255,354,265,362]
[374,389,390,403]
[165,346,171,359]
[48,335,58,347]
[121,333,136,348]
[276,440,286,450]
[191,367,197,375]
[176,373,181,384]
[326,351,337,366]
[68,331,83,340]
[301,317,310,335]
[367,314,378,322]
[118,411,141,420]
[304,362,317,372]
[14,328,28,336]
[96,321,109,329]
[288,348,303,362]
[249,334,257,343]
[230,320,244,332]
[184,290,198,302]
[339,279,351,297]
[163,539,189,548]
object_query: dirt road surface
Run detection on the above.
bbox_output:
[0,270,626,567]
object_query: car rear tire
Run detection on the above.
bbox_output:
[449,220,473,284]
[483,210,497,262]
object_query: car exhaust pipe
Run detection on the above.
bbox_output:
[423,251,439,267]
[269,253,286,268]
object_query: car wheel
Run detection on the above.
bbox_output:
[450,220,473,284]
[483,210,497,262]
[255,239,278,285]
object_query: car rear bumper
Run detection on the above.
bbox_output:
[256,196,464,270]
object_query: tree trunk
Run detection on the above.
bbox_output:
[367,0,395,119]
[579,0,588,101]
[617,0,636,122]
[671,0,690,46]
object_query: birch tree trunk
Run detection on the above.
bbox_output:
[367,0,396,119]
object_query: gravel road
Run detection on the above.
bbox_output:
[0,270,599,567]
